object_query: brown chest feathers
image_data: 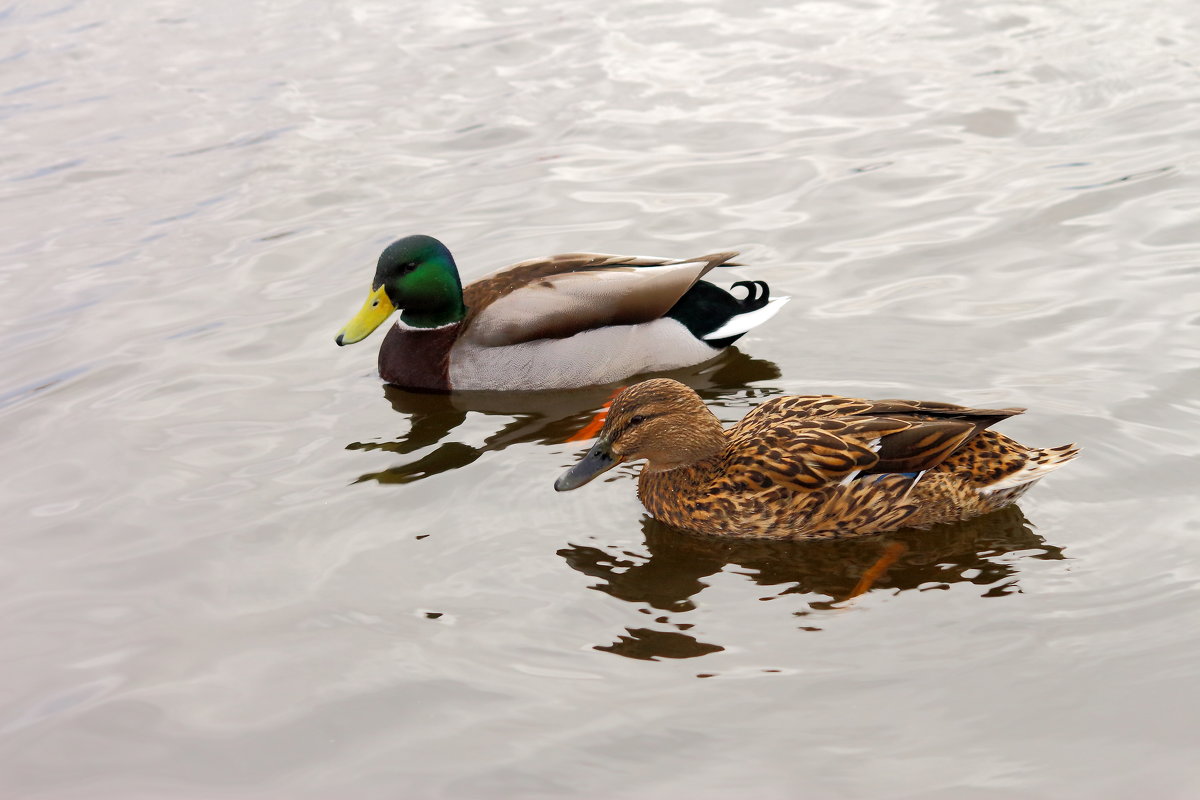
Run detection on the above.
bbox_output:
[377,322,461,391]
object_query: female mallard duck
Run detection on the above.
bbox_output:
[336,235,788,392]
[555,379,1078,538]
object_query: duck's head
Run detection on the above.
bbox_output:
[336,235,466,345]
[554,378,725,491]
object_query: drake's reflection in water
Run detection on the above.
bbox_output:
[347,349,781,484]
[559,505,1065,661]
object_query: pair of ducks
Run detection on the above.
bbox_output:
[337,235,1077,539]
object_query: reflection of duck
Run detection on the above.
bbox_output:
[556,379,1079,538]
[559,506,1063,660]
[347,350,781,485]
[335,235,787,391]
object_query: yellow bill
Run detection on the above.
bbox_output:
[335,285,396,346]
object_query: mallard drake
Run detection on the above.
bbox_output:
[555,379,1078,538]
[335,235,788,391]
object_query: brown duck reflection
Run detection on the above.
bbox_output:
[558,505,1064,661]
[347,349,780,484]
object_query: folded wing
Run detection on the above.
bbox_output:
[461,252,738,347]
[726,396,1026,492]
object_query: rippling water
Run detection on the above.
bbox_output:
[3,0,1199,797]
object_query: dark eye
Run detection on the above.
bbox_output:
[629,415,646,426]
[401,261,418,273]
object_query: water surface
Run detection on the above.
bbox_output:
[3,0,1200,797]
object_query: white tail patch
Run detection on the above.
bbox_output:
[979,444,1079,493]
[702,296,791,341]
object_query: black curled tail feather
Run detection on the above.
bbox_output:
[731,280,771,311]
[665,278,774,348]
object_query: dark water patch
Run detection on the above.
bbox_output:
[169,126,297,158]
[2,78,57,96]
[165,322,224,341]
[87,254,134,270]
[850,161,893,173]
[32,2,82,19]
[0,101,33,121]
[255,229,298,243]
[0,365,89,412]
[10,158,86,182]
[1064,166,1175,191]
[0,47,29,65]
[594,627,724,660]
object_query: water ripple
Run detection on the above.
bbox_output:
[1,0,1199,796]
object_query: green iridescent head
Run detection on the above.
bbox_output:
[336,235,467,344]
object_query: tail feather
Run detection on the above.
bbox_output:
[666,278,788,347]
[980,443,1079,493]
[702,296,790,342]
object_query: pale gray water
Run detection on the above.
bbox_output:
[2,0,1200,797]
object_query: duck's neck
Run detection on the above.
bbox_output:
[399,302,465,329]
[637,450,725,526]
[634,408,727,528]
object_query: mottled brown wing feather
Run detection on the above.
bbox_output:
[724,418,888,492]
[853,400,1025,476]
[724,396,1027,493]
[865,419,980,475]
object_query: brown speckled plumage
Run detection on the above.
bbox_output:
[557,379,1078,539]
